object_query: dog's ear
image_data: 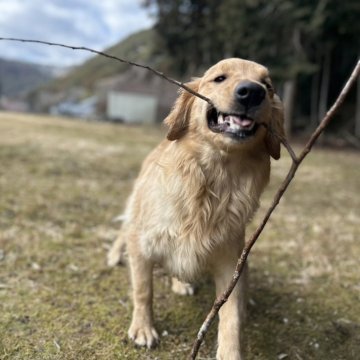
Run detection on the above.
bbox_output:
[165,79,200,141]
[265,94,285,160]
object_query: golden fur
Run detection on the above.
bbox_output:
[108,58,285,359]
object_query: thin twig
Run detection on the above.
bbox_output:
[189,60,360,359]
[0,37,213,106]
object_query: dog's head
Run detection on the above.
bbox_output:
[165,58,285,159]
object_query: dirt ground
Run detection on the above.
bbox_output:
[0,112,359,359]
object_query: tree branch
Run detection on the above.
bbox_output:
[189,59,360,359]
[0,37,214,106]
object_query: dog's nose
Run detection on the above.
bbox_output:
[235,81,266,108]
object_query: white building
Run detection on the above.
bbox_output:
[107,92,158,123]
[96,67,178,124]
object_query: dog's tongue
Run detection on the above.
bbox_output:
[228,115,253,128]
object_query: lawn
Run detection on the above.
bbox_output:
[0,112,359,360]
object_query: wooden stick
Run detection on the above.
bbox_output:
[189,59,360,359]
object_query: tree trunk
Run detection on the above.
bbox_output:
[318,48,331,121]
[310,52,321,130]
[283,78,296,138]
[355,71,360,138]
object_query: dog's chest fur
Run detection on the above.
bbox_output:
[127,142,270,280]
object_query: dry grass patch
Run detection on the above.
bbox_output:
[0,112,359,359]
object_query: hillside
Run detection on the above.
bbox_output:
[0,58,60,97]
[47,29,166,92]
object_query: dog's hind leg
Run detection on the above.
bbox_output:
[107,232,127,267]
[171,277,195,296]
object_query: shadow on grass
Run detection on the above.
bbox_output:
[107,263,360,360]
[246,269,360,360]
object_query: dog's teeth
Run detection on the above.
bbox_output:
[225,115,255,130]
[230,124,241,131]
[218,113,224,124]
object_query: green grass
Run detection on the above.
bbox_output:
[0,112,359,359]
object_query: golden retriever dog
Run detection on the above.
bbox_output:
[107,58,284,359]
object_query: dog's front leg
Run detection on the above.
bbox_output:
[127,235,159,348]
[213,255,248,360]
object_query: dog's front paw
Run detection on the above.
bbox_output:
[128,322,159,349]
[216,347,243,360]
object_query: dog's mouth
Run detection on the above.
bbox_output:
[207,107,259,140]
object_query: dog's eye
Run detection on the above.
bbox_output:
[262,80,273,91]
[214,75,226,83]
